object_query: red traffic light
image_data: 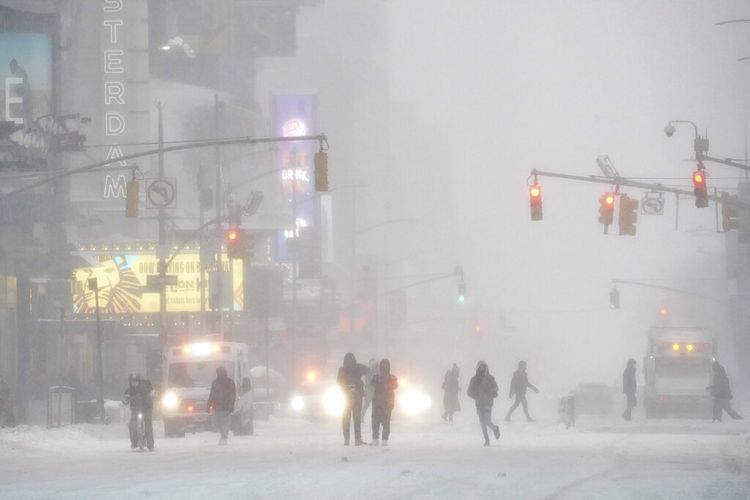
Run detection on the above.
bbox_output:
[529,183,543,221]
[692,171,705,186]
[225,228,246,258]
[598,192,616,225]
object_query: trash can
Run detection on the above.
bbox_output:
[47,386,76,428]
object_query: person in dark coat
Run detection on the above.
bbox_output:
[442,364,461,422]
[505,360,539,422]
[207,366,236,445]
[370,358,398,446]
[467,360,500,446]
[123,373,155,451]
[337,352,370,445]
[708,360,743,422]
[622,358,637,421]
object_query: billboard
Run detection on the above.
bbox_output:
[71,253,243,314]
[272,93,320,263]
[0,32,53,126]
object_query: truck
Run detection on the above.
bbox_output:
[643,327,715,418]
[160,342,254,437]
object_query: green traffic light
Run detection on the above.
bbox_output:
[458,295,466,303]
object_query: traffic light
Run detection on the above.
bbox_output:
[618,194,638,236]
[314,151,328,192]
[529,183,543,221]
[458,282,466,303]
[125,179,139,218]
[598,192,615,225]
[721,192,740,231]
[225,228,246,259]
[693,169,708,208]
[609,287,620,309]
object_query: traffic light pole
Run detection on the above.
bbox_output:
[157,102,168,350]
[215,95,224,341]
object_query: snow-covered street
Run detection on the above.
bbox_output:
[1,413,748,500]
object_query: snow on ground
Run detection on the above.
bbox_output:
[0,412,748,500]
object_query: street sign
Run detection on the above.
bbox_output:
[146,274,178,287]
[641,191,665,216]
[146,178,177,209]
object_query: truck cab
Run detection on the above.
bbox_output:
[160,342,254,437]
[643,327,715,418]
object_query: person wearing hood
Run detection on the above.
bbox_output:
[622,359,637,421]
[708,360,743,422]
[467,361,500,446]
[370,358,398,446]
[337,352,370,445]
[361,358,379,424]
[123,373,155,451]
[442,364,461,422]
[505,360,539,423]
[207,366,236,446]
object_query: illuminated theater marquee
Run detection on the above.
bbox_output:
[101,0,128,198]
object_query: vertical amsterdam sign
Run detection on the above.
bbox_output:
[101,0,128,199]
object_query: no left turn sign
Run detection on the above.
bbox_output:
[146,178,177,209]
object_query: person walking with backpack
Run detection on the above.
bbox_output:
[207,366,236,446]
[467,361,500,446]
[337,352,370,446]
[370,358,398,446]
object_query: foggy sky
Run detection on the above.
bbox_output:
[279,1,750,392]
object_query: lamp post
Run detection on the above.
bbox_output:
[86,277,105,424]
[664,119,709,162]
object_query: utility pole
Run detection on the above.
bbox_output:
[199,168,207,337]
[156,102,168,350]
[350,187,357,336]
[88,278,105,424]
[214,95,224,341]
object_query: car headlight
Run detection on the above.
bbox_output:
[399,388,432,416]
[162,391,179,410]
[290,395,305,413]
[323,387,345,417]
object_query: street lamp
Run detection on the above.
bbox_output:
[663,120,709,160]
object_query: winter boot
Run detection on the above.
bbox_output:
[219,437,227,446]
[370,438,380,446]
[493,425,500,439]
[382,440,388,446]
[483,439,490,447]
[354,438,365,446]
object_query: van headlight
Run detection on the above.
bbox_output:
[323,387,345,417]
[399,389,432,416]
[290,395,305,413]
[162,391,179,410]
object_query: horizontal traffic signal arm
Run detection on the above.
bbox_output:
[0,134,329,202]
[610,279,727,305]
[529,169,750,213]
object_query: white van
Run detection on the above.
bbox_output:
[160,342,254,437]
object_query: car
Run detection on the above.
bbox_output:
[287,373,432,420]
[571,383,615,416]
